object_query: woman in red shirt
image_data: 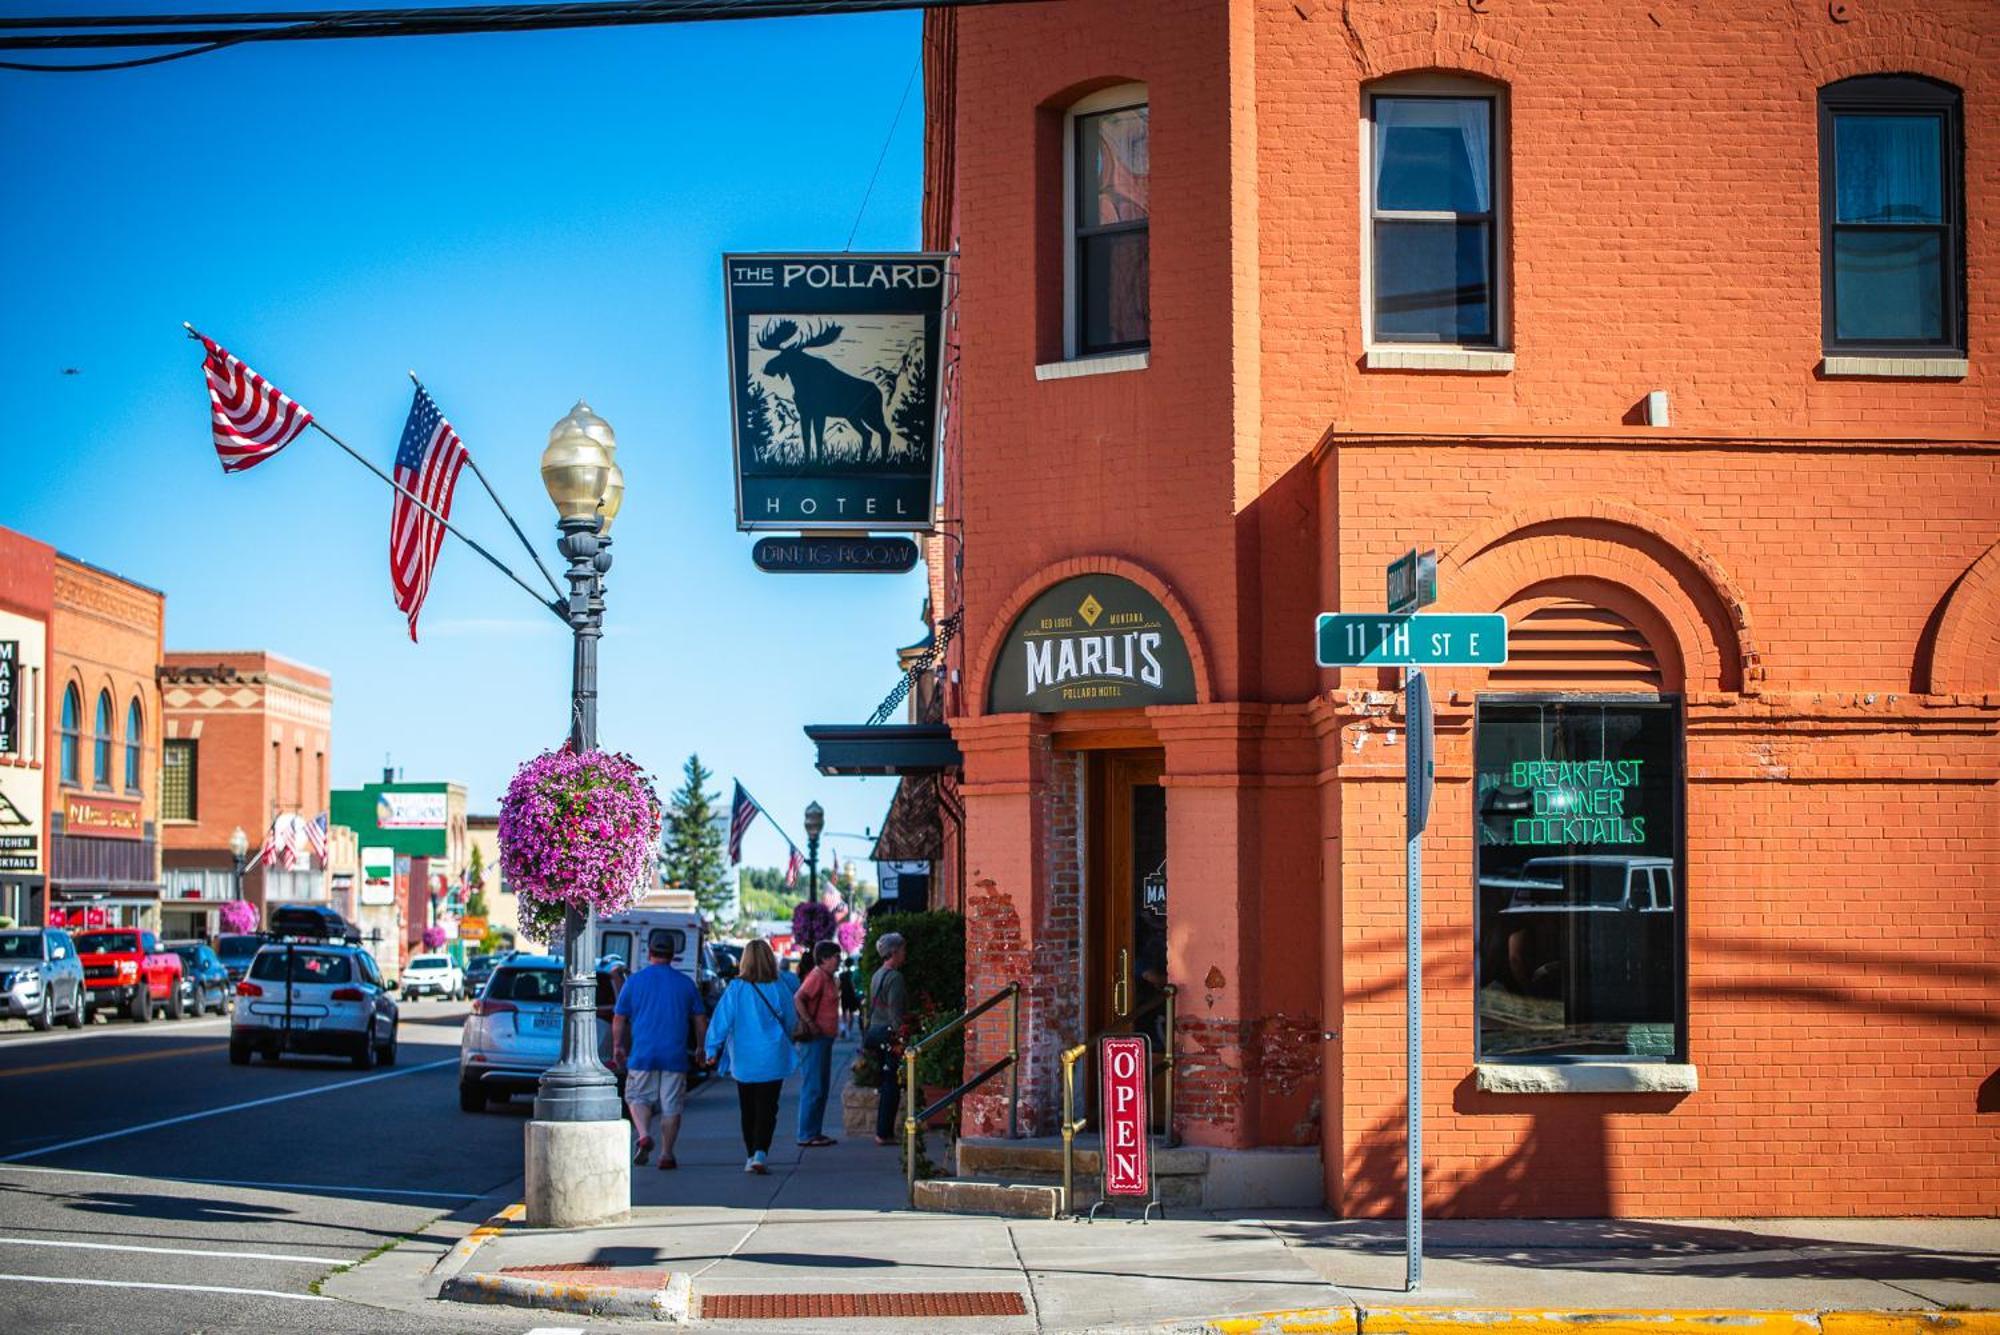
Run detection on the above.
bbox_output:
[793,940,842,1147]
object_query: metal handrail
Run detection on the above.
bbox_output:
[1058,983,1176,1215]
[902,979,1022,1205]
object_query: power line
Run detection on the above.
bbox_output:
[844,57,919,250]
[0,0,1047,71]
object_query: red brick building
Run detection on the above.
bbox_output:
[923,0,1999,1216]
[44,553,166,932]
[159,652,334,939]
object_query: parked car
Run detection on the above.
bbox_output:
[463,951,502,997]
[401,953,465,1001]
[459,955,563,1111]
[75,929,186,1022]
[231,937,399,1068]
[0,928,89,1030]
[215,932,268,985]
[166,941,232,1017]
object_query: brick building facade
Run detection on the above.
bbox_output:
[45,553,166,931]
[159,651,334,939]
[924,0,1999,1216]
[0,530,55,926]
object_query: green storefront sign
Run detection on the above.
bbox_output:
[330,781,451,857]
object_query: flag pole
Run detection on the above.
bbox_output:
[305,418,566,624]
[184,323,560,623]
[410,370,564,601]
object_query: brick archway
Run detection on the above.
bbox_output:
[966,556,1215,717]
[1440,502,1757,693]
[1927,537,2000,694]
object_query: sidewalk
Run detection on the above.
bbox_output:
[327,1039,2000,1331]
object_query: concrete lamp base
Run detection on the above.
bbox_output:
[523,1119,630,1228]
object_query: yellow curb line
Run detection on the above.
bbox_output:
[431,1201,524,1278]
[1201,1310,2000,1335]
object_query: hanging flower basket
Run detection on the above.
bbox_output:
[499,747,662,943]
[421,924,448,951]
[792,899,837,953]
[218,899,259,935]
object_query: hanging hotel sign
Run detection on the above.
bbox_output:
[1099,1034,1153,1198]
[988,575,1197,714]
[723,252,947,533]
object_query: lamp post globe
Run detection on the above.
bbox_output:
[532,400,622,1130]
[228,825,249,903]
[803,801,824,906]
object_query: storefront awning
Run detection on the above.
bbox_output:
[804,723,961,777]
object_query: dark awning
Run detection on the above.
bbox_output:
[804,723,961,777]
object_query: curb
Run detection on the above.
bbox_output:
[439,1268,692,1322]
[428,1201,525,1287]
[1182,1310,2000,1335]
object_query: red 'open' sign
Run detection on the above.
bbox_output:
[1099,1034,1152,1197]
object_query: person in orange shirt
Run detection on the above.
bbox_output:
[792,941,842,1147]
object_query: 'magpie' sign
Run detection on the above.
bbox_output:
[987,575,1196,714]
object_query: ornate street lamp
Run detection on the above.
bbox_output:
[802,800,824,907]
[228,825,249,912]
[532,401,623,1125]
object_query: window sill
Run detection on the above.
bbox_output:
[1820,355,1967,379]
[1475,1062,1697,1095]
[1366,347,1514,373]
[1035,350,1150,381]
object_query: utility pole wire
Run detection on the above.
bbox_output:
[0,0,1050,70]
[845,57,920,251]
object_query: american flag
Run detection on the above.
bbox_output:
[727,781,760,865]
[391,385,470,642]
[784,847,803,889]
[199,336,313,473]
[304,812,329,863]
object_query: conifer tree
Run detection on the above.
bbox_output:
[662,754,730,917]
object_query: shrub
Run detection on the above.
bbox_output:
[861,910,965,1088]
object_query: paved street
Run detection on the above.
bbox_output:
[0,999,531,1333]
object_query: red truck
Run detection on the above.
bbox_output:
[74,929,186,1022]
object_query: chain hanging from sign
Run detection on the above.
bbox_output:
[866,609,964,726]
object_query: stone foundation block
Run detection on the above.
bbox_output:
[523,1119,629,1229]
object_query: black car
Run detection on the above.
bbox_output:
[215,933,268,985]
[166,942,232,1017]
[268,904,360,944]
[464,952,502,995]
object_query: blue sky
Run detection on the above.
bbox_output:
[0,8,929,872]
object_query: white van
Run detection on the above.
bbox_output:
[592,906,705,992]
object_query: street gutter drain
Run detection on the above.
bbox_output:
[701,1292,1028,1319]
[498,1264,669,1289]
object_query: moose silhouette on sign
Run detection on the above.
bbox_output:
[756,318,891,464]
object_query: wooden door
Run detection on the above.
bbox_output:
[1085,751,1167,1127]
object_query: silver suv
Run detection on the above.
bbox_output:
[230,940,400,1068]
[0,929,88,1031]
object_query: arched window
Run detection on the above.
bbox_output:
[125,698,143,793]
[1819,75,1964,356]
[59,685,80,785]
[93,690,113,788]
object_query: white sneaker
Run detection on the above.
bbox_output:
[744,1156,757,1174]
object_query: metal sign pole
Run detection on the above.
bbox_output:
[1404,664,1424,1292]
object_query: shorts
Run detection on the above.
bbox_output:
[625,1068,688,1115]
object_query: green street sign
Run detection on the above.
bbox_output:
[1316,613,1508,667]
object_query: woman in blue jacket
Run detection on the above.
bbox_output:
[703,937,799,1174]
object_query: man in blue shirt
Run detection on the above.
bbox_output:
[611,930,707,1170]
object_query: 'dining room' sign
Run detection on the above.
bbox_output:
[987,575,1196,714]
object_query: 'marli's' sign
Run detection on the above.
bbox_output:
[1099,1034,1152,1198]
[988,575,1196,714]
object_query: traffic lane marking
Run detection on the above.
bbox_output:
[0,1041,225,1079]
[0,1272,330,1302]
[0,1235,332,1264]
[0,1163,482,1201]
[0,1057,457,1162]
[0,1014,232,1051]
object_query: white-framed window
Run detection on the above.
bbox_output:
[1063,83,1150,361]
[1362,74,1507,350]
